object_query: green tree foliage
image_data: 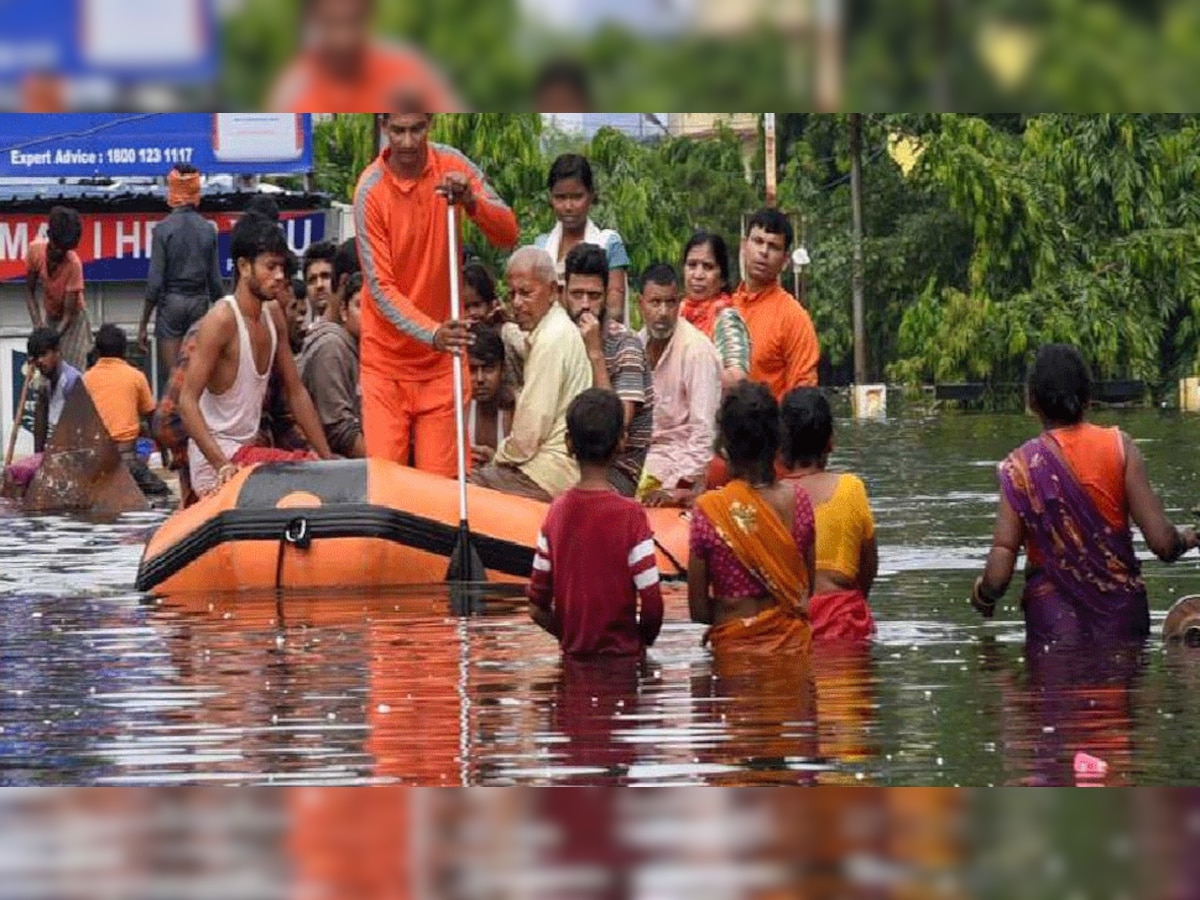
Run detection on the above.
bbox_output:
[312,114,380,206]
[312,113,1200,392]
[314,114,757,286]
[889,114,1200,391]
[775,114,972,381]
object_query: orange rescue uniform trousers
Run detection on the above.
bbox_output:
[362,371,466,477]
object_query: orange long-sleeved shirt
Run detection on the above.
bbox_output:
[732,281,820,399]
[354,143,519,380]
[269,44,462,112]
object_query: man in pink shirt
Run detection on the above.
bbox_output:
[636,264,722,508]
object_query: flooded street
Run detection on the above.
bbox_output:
[5,408,1200,786]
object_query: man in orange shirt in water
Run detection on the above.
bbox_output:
[269,0,462,112]
[733,208,820,399]
[355,112,520,475]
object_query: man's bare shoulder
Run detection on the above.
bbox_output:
[196,299,238,343]
[264,300,286,330]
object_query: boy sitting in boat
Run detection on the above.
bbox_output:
[466,324,515,469]
[81,324,169,498]
[178,215,334,497]
[300,272,366,459]
[528,388,664,657]
[1,328,82,495]
[28,327,83,454]
[462,262,525,393]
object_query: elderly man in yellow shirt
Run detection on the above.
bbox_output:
[470,247,593,500]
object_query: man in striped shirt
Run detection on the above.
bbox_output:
[529,389,664,657]
[562,243,654,496]
[353,112,519,475]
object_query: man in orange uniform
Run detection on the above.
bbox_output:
[354,112,520,475]
[733,208,820,399]
[269,0,462,112]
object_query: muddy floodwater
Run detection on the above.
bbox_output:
[4,409,1200,786]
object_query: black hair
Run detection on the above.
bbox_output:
[534,58,591,107]
[564,242,609,293]
[746,208,794,250]
[229,213,290,271]
[93,323,127,360]
[302,240,337,278]
[547,153,595,195]
[463,262,496,305]
[306,0,373,12]
[468,323,505,368]
[1029,344,1091,425]
[640,263,678,291]
[47,206,82,251]
[172,163,199,176]
[781,388,833,468]
[243,194,281,223]
[283,251,300,280]
[717,381,781,485]
[334,237,360,289]
[291,277,307,302]
[27,327,60,358]
[682,230,732,293]
[344,271,364,300]
[567,388,624,465]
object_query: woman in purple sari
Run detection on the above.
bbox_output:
[973,345,1198,648]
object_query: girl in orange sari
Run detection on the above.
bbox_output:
[781,388,878,643]
[689,382,816,656]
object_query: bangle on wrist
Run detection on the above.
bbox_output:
[1173,528,1189,561]
[974,580,999,606]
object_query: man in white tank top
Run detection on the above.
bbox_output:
[179,216,333,497]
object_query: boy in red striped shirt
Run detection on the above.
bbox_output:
[528,388,664,656]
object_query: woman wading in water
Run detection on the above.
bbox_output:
[781,388,878,643]
[974,344,1199,648]
[688,382,816,656]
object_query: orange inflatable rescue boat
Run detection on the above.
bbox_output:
[136,458,690,595]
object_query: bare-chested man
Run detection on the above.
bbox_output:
[180,215,333,497]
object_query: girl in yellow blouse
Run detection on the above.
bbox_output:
[781,388,878,642]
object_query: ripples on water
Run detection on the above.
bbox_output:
[4,410,1200,786]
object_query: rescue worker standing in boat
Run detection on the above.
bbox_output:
[353,111,520,475]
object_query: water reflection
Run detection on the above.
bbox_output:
[978,636,1145,786]
[3,409,1200,785]
[688,652,820,786]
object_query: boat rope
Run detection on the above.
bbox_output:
[275,516,312,590]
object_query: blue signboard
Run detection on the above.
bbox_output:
[0,113,313,177]
[0,0,217,83]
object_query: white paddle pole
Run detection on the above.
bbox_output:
[447,204,470,527]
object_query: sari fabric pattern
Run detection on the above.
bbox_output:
[999,434,1149,647]
[693,479,813,656]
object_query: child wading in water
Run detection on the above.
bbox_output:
[466,324,515,468]
[528,388,664,656]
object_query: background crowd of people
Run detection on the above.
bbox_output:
[11,110,1195,666]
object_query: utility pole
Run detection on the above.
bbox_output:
[849,112,867,384]
[764,113,777,207]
